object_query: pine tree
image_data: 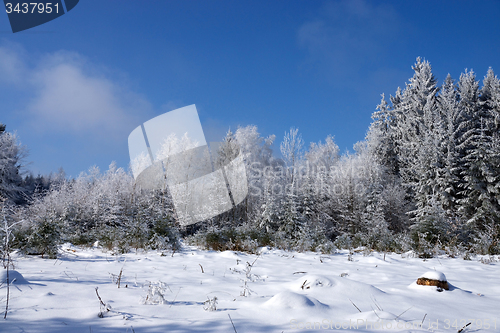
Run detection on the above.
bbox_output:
[259,177,278,233]
[391,58,449,236]
[479,69,500,221]
[436,74,461,214]
[456,70,499,227]
[395,57,440,191]
[277,183,303,241]
[366,94,400,176]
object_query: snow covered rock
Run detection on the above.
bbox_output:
[416,271,448,290]
[0,270,30,285]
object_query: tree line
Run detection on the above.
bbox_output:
[1,57,499,258]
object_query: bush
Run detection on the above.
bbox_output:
[17,218,61,258]
[185,224,272,253]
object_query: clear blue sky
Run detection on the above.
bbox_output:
[1,0,499,178]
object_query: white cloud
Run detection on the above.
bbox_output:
[30,63,126,129]
[0,45,152,141]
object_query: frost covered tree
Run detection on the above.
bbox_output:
[366,94,400,176]
[455,70,500,228]
[234,125,276,227]
[436,74,461,214]
[302,136,339,233]
[382,58,457,241]
[277,187,302,239]
[259,178,278,233]
[478,69,500,224]
[0,124,25,203]
[280,127,303,185]
[395,58,440,192]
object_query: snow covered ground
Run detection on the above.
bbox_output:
[2,244,499,333]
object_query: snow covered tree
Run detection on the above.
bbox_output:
[0,124,25,203]
[410,194,450,256]
[395,57,440,192]
[259,178,278,233]
[436,74,461,214]
[366,94,400,176]
[280,127,303,185]
[478,69,500,224]
[456,70,499,228]
[303,136,339,238]
[366,59,439,239]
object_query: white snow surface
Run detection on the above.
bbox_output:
[1,269,30,285]
[1,244,499,332]
[419,270,447,281]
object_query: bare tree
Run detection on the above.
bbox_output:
[280,127,303,184]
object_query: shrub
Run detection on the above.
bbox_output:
[17,218,61,258]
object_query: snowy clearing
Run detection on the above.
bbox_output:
[1,244,499,333]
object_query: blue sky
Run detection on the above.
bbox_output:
[1,0,500,178]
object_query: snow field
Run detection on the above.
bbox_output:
[1,244,499,332]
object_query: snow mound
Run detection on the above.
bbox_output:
[291,275,334,290]
[332,276,386,297]
[219,251,240,259]
[257,246,271,254]
[419,271,447,281]
[0,270,30,285]
[263,291,329,310]
[347,310,397,322]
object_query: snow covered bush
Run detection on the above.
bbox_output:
[471,224,500,255]
[203,296,218,311]
[333,233,353,250]
[186,223,270,253]
[141,281,169,305]
[14,195,62,259]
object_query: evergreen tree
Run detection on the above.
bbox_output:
[395,57,440,191]
[392,58,449,236]
[277,183,303,241]
[456,70,499,227]
[479,69,500,221]
[436,74,461,214]
[366,94,400,176]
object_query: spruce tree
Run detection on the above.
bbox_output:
[456,70,498,227]
[436,74,461,214]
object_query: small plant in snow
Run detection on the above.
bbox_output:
[238,257,260,297]
[362,247,372,257]
[347,249,354,262]
[203,296,218,311]
[141,281,169,305]
[480,255,497,265]
[95,287,112,318]
[109,266,124,288]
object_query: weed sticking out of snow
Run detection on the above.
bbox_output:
[203,296,218,311]
[95,287,112,318]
